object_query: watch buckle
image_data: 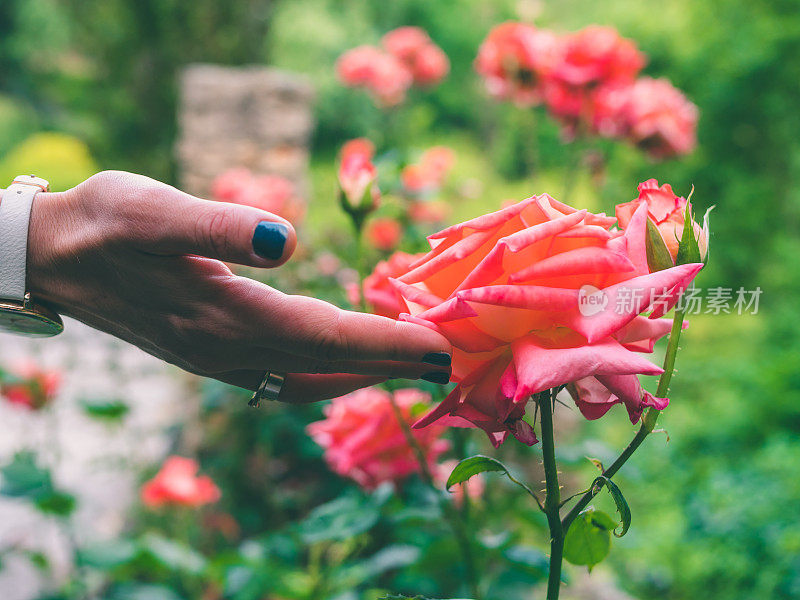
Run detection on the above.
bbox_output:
[11,175,50,192]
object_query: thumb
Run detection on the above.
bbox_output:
[147,188,298,268]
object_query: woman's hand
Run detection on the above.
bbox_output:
[20,171,452,401]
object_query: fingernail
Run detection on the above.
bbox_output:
[421,371,450,384]
[422,352,451,367]
[252,221,289,260]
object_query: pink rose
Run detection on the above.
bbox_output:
[210,167,253,202]
[338,147,380,212]
[616,179,707,261]
[544,26,644,130]
[408,200,451,225]
[382,26,432,63]
[141,456,221,508]
[542,78,589,123]
[420,146,456,180]
[366,217,403,252]
[1,362,61,411]
[553,26,644,88]
[383,27,449,87]
[340,137,375,163]
[307,388,450,490]
[410,43,450,86]
[401,146,456,196]
[336,45,413,107]
[401,164,434,195]
[363,251,424,318]
[590,78,698,159]
[211,169,305,224]
[366,52,414,106]
[589,82,634,138]
[475,22,562,106]
[337,45,386,86]
[389,191,702,446]
[624,77,698,159]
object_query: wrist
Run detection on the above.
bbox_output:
[25,188,81,310]
[0,176,70,336]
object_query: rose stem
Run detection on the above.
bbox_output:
[349,213,369,312]
[387,396,482,600]
[560,118,590,203]
[539,388,564,600]
[561,306,687,532]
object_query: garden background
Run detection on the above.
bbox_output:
[0,0,799,599]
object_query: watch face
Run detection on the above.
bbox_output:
[0,303,63,337]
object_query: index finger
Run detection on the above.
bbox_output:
[234,281,452,365]
[285,294,452,364]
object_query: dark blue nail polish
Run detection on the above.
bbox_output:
[422,351,451,367]
[252,221,289,260]
[421,371,450,384]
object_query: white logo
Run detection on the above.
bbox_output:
[578,284,608,317]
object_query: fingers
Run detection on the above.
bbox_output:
[133,179,297,267]
[231,347,451,382]
[216,371,387,403]
[254,290,453,365]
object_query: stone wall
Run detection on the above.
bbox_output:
[176,64,315,199]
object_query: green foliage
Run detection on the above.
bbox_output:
[446,455,542,510]
[0,451,51,498]
[645,218,674,271]
[0,451,76,517]
[105,584,183,600]
[445,455,509,489]
[80,399,130,422]
[77,540,138,569]
[676,202,702,266]
[589,476,631,537]
[298,493,382,544]
[563,507,616,569]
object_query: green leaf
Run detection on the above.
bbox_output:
[139,534,207,575]
[107,583,183,600]
[34,490,76,517]
[645,218,675,271]
[298,494,380,544]
[676,201,702,265]
[380,595,443,600]
[591,477,631,537]
[80,399,130,421]
[446,455,509,489]
[338,545,420,588]
[77,539,138,569]
[563,507,615,569]
[446,455,541,507]
[0,451,52,498]
[26,550,49,571]
[1,452,76,517]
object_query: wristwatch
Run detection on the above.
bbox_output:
[0,175,63,337]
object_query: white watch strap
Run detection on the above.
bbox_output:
[0,179,43,302]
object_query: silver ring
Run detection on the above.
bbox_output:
[249,371,286,407]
